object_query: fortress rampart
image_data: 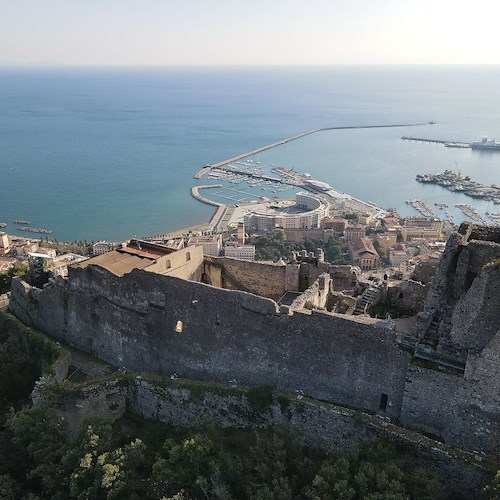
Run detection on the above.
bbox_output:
[8,224,500,460]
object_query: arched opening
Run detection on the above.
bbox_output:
[165,259,171,270]
[186,252,191,262]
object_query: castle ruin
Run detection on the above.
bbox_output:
[8,223,500,460]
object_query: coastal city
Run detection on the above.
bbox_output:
[1,126,499,294]
[1,144,495,311]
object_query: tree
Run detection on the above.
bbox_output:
[484,470,500,499]
[0,262,28,294]
[153,434,228,498]
[7,403,68,497]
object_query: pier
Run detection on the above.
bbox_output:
[195,122,432,178]
[401,137,471,148]
[455,204,487,225]
[406,199,438,218]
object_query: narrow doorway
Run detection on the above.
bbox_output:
[379,393,388,411]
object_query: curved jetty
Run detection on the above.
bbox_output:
[195,122,431,178]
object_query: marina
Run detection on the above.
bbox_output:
[434,203,454,221]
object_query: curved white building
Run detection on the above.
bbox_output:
[244,192,329,232]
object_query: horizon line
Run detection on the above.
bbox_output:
[1,62,500,69]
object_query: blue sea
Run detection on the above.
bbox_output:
[1,66,499,242]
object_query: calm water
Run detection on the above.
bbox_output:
[1,66,499,241]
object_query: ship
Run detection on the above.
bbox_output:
[471,136,500,151]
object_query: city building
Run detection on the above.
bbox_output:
[51,253,88,278]
[320,217,348,234]
[400,226,442,242]
[0,256,17,272]
[244,192,329,233]
[93,241,115,256]
[348,238,380,271]
[373,233,398,252]
[389,249,413,267]
[14,241,39,257]
[345,225,365,241]
[0,232,10,254]
[403,216,442,231]
[224,245,256,261]
[187,234,222,257]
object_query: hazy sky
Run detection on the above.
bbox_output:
[2,0,499,65]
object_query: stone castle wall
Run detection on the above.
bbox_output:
[204,257,290,300]
[8,224,500,459]
[10,264,410,420]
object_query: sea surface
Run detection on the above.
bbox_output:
[1,66,499,242]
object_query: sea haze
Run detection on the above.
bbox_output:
[1,65,499,242]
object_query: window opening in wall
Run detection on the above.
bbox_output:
[186,252,191,262]
[379,393,388,411]
[166,259,171,269]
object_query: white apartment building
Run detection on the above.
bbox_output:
[224,245,256,261]
[187,235,222,257]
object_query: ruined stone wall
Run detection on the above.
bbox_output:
[384,280,428,315]
[452,240,500,301]
[450,263,500,351]
[328,265,361,292]
[415,228,500,347]
[411,260,438,285]
[289,274,331,311]
[204,257,289,300]
[400,359,500,460]
[10,266,410,419]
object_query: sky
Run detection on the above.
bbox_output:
[1,0,500,66]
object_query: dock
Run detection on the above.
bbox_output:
[455,204,487,225]
[406,199,438,218]
[401,137,471,148]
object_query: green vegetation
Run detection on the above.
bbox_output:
[246,384,273,409]
[40,238,94,256]
[252,231,349,264]
[1,399,456,500]
[251,231,300,261]
[0,262,28,294]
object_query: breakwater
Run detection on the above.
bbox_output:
[195,122,432,178]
